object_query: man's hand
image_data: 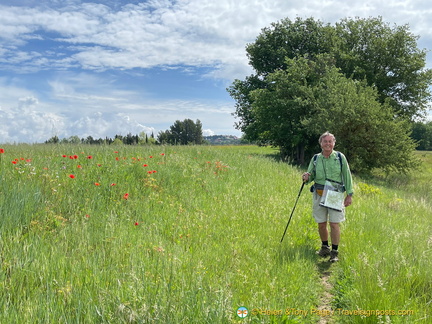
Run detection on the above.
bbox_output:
[344,195,353,207]
[302,172,310,182]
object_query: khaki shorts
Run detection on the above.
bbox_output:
[312,191,345,223]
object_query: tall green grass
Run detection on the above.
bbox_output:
[0,145,430,323]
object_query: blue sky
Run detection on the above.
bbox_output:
[1,0,431,143]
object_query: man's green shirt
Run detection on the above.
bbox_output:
[306,151,354,195]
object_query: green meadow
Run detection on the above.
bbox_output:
[0,145,430,323]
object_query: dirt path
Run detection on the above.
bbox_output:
[316,261,334,324]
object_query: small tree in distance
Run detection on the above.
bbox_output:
[157,119,204,145]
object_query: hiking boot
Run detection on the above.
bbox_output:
[329,250,339,262]
[317,245,331,257]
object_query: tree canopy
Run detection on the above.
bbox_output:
[228,16,432,172]
[411,121,432,150]
[157,119,204,145]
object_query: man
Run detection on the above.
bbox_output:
[302,132,354,262]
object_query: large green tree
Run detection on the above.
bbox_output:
[250,55,419,172]
[332,17,432,119]
[228,16,432,171]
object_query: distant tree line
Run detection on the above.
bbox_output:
[45,119,204,146]
[45,132,156,145]
[204,135,254,145]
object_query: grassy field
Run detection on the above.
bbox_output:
[0,145,430,323]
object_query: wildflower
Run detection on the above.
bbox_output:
[110,183,116,186]
[154,246,164,253]
[69,174,75,179]
[160,153,165,156]
[85,214,90,218]
[77,165,82,169]
[143,164,148,167]
[134,222,139,226]
[0,148,5,153]
[62,155,67,158]
[87,155,93,159]
[149,156,153,158]
[12,161,17,164]
[94,182,100,186]
[123,193,129,200]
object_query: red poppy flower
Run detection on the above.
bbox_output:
[77,165,82,169]
[123,193,129,200]
[69,174,75,179]
[87,155,93,159]
[110,183,116,186]
[134,222,139,226]
[94,182,100,186]
[12,161,17,164]
[160,153,165,156]
[62,155,67,158]
[143,164,148,167]
[0,148,5,153]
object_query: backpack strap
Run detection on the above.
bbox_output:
[336,151,342,171]
[312,153,319,177]
[313,151,343,174]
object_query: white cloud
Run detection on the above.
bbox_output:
[0,97,64,143]
[0,70,240,143]
[203,129,215,136]
[0,97,157,143]
[1,0,432,79]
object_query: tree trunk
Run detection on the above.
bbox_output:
[296,144,305,165]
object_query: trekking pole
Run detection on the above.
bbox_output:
[280,181,305,243]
